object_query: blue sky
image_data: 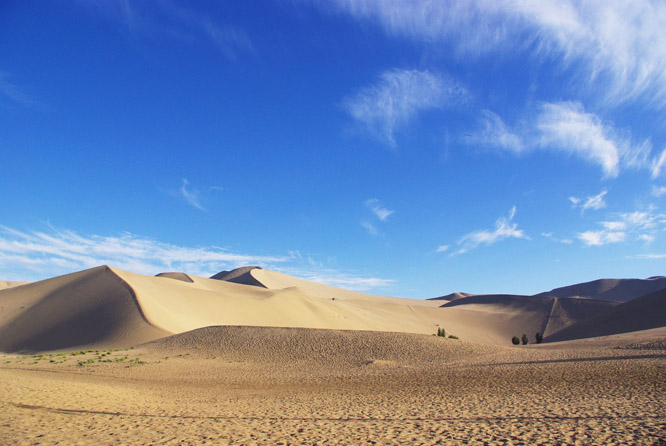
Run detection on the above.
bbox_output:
[2,1,666,298]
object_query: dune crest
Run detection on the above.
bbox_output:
[536,277,666,302]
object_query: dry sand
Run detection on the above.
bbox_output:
[1,326,664,445]
[1,266,665,444]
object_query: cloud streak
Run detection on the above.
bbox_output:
[326,0,666,108]
[576,207,666,246]
[0,72,40,109]
[451,206,527,256]
[365,199,394,221]
[80,1,253,60]
[477,102,660,178]
[179,179,205,210]
[343,68,467,147]
[570,189,608,212]
[0,226,394,292]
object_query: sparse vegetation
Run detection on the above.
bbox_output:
[535,332,543,344]
[437,327,446,337]
[512,336,520,345]
[522,334,528,345]
[448,335,459,340]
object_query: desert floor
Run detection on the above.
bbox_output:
[1,327,665,445]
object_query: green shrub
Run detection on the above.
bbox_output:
[521,334,528,345]
[535,332,543,344]
[448,335,458,340]
[512,336,520,345]
[437,327,446,337]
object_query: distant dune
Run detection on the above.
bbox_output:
[210,265,265,287]
[536,276,666,302]
[0,280,29,290]
[1,265,665,352]
[428,292,473,301]
[439,294,618,338]
[545,288,666,342]
[155,272,193,283]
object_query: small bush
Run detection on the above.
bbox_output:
[437,327,446,337]
[448,335,458,340]
[521,334,528,345]
[512,336,520,345]
[535,332,543,344]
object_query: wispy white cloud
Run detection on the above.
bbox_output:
[79,1,253,60]
[343,68,467,147]
[435,244,449,253]
[652,185,666,197]
[0,225,286,279]
[576,207,666,246]
[0,72,40,109]
[478,102,659,178]
[179,178,205,210]
[0,225,395,291]
[365,198,394,221]
[577,230,626,247]
[361,220,378,236]
[570,189,608,212]
[452,206,527,256]
[474,110,525,153]
[541,232,573,244]
[325,0,666,108]
[631,253,666,260]
[536,102,623,177]
[650,149,666,178]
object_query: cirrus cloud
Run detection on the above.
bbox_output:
[343,68,468,147]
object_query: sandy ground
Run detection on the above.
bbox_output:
[1,327,665,445]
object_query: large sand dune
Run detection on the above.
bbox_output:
[536,276,666,302]
[0,266,168,352]
[1,265,665,353]
[546,287,666,342]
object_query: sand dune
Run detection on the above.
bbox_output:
[546,288,666,342]
[155,272,193,282]
[146,325,497,368]
[536,276,666,302]
[1,265,664,353]
[441,294,618,337]
[428,291,473,301]
[210,265,265,287]
[0,280,28,290]
[0,266,168,352]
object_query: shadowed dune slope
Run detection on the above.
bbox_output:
[536,277,666,302]
[545,288,666,342]
[155,272,193,283]
[0,266,168,352]
[440,294,618,338]
[210,266,265,287]
[144,325,498,366]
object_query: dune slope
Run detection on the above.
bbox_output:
[536,277,666,302]
[0,266,168,352]
[546,288,666,342]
